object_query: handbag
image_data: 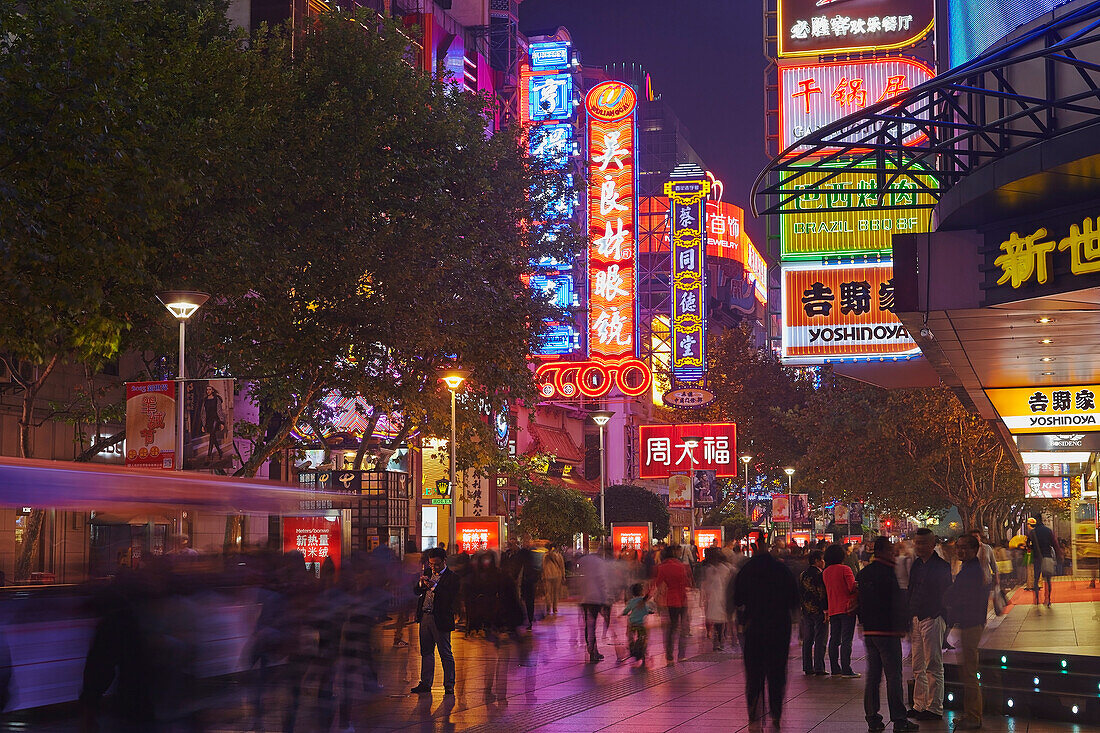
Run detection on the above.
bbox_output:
[1041,556,1056,577]
[993,587,1007,616]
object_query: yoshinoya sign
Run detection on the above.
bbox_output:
[1016,432,1100,451]
[779,57,934,153]
[781,261,919,364]
[778,0,934,58]
[987,384,1100,434]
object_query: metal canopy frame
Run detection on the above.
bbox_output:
[752,2,1100,216]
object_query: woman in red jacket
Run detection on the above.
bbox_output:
[822,543,861,678]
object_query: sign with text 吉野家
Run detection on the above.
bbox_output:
[778,163,934,260]
[781,262,919,364]
[638,422,737,480]
[611,523,652,551]
[665,169,711,384]
[986,384,1100,434]
[985,210,1100,305]
[125,380,176,469]
[778,0,935,58]
[1026,476,1071,499]
[587,81,639,360]
[780,57,934,153]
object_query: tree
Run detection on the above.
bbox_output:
[516,481,601,546]
[604,484,670,540]
[701,504,751,540]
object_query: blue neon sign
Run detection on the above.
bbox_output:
[533,322,581,356]
[530,123,573,168]
[529,272,576,310]
[529,75,573,121]
[529,41,571,71]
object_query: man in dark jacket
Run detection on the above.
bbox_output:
[943,534,989,730]
[857,537,918,732]
[799,549,828,675]
[733,542,800,727]
[411,547,461,695]
[907,528,952,721]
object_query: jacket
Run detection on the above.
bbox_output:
[799,565,827,617]
[415,567,461,632]
[822,563,858,617]
[908,552,952,620]
[655,558,692,608]
[732,551,799,636]
[944,557,989,629]
[856,558,907,636]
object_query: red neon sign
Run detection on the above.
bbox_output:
[536,358,652,400]
[586,81,638,360]
[638,422,738,479]
[456,518,502,554]
[611,523,651,552]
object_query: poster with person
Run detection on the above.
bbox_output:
[790,493,811,528]
[184,378,235,471]
[693,469,718,507]
[848,502,864,530]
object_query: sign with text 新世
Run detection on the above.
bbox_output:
[778,0,935,58]
[779,57,934,153]
[587,81,639,360]
[984,210,1100,305]
[986,384,1100,434]
[781,261,919,364]
[778,162,935,260]
[665,170,711,384]
[638,422,737,480]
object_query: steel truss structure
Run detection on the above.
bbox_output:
[752,2,1100,216]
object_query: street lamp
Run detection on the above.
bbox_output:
[157,291,209,471]
[589,410,614,538]
[784,467,795,545]
[740,455,753,541]
[438,368,470,554]
[683,435,703,545]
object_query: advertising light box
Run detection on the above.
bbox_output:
[639,422,737,479]
[529,41,571,71]
[986,384,1100,434]
[612,522,653,552]
[778,0,935,58]
[283,516,342,572]
[693,527,723,560]
[1026,476,1071,499]
[456,516,504,554]
[779,57,934,153]
[781,262,920,364]
[778,163,935,260]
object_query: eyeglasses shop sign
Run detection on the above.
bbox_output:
[987,384,1100,434]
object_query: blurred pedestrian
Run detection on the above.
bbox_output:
[799,549,828,676]
[906,528,950,722]
[410,547,459,696]
[1025,514,1060,607]
[700,547,732,651]
[943,534,990,731]
[621,582,654,664]
[857,537,916,732]
[576,549,609,662]
[542,544,566,615]
[655,545,692,664]
[733,541,799,728]
[823,544,860,678]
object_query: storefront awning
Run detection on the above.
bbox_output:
[527,425,585,464]
[550,473,600,495]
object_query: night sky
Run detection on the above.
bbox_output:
[520,0,771,243]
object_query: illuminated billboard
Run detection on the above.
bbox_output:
[778,162,935,260]
[586,81,639,360]
[778,0,934,58]
[529,40,571,71]
[986,384,1100,434]
[666,167,711,384]
[611,522,653,551]
[1026,476,1071,499]
[638,422,737,480]
[781,261,919,364]
[456,516,504,554]
[779,57,934,153]
[948,0,1072,68]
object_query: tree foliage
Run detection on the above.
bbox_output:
[604,484,671,540]
[516,481,601,546]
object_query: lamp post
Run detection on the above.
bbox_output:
[740,454,752,545]
[784,467,795,545]
[157,291,209,471]
[683,435,703,546]
[589,410,614,538]
[438,368,470,555]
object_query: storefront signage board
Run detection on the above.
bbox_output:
[987,384,1100,434]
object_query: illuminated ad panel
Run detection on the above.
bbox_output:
[778,162,935,260]
[456,517,504,554]
[586,81,639,360]
[781,261,919,364]
[665,174,711,384]
[638,422,737,479]
[779,57,934,153]
[777,0,934,58]
[611,522,653,551]
[986,384,1100,434]
[705,200,767,304]
[1026,476,1071,499]
[529,41,572,71]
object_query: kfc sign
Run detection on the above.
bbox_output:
[638,423,737,479]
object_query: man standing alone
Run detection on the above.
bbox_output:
[799,550,828,676]
[858,537,918,732]
[944,534,990,731]
[410,547,460,695]
[906,528,951,722]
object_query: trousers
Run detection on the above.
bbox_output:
[910,616,945,714]
[828,612,856,674]
[418,613,455,688]
[744,628,790,722]
[864,635,906,726]
[800,612,827,674]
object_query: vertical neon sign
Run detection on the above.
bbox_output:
[666,165,710,384]
[586,81,638,360]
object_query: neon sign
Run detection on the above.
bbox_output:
[638,422,738,479]
[536,358,652,400]
[778,0,935,58]
[530,75,573,121]
[529,41,571,71]
[665,167,710,384]
[586,81,639,360]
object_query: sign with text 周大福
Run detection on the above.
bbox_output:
[986,384,1100,434]
[781,261,919,364]
[778,162,935,260]
[777,0,934,58]
[638,423,737,480]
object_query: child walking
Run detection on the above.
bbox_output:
[621,583,653,665]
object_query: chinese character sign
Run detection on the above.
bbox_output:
[587,81,639,360]
[665,174,711,384]
[668,474,692,509]
[782,262,919,364]
[693,528,722,560]
[772,494,791,523]
[780,58,935,152]
[986,212,1100,299]
[611,523,652,551]
[778,0,934,57]
[456,517,503,554]
[986,384,1100,434]
[283,517,341,573]
[125,381,176,469]
[638,422,737,479]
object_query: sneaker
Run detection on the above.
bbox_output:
[868,722,886,732]
[409,684,431,694]
[894,721,920,732]
[842,672,862,678]
[915,711,942,720]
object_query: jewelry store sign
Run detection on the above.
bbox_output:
[987,384,1100,434]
